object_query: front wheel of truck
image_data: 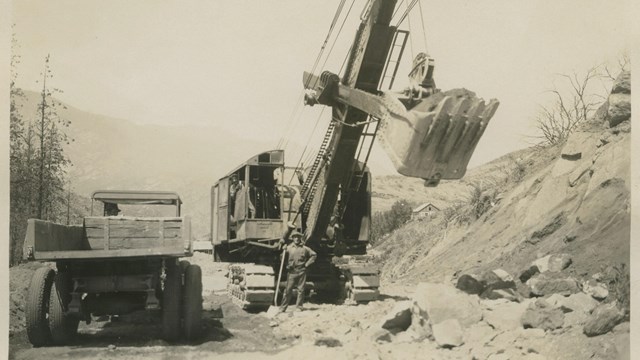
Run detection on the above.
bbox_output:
[26,267,55,347]
[183,264,203,341]
[162,259,181,342]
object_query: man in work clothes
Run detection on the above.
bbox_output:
[279,231,317,312]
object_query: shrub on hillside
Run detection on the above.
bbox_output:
[467,183,497,220]
[441,182,500,226]
[601,263,630,320]
[371,200,413,245]
[534,55,628,145]
[500,155,527,184]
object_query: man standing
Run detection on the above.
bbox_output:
[279,231,317,312]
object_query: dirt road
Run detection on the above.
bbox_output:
[9,253,629,360]
[8,253,403,360]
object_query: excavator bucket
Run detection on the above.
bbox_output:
[377,89,499,186]
[301,71,499,187]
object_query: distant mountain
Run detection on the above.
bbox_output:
[15,90,272,237]
[13,90,499,237]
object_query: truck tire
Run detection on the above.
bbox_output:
[49,271,79,345]
[26,267,55,347]
[162,260,181,342]
[183,264,203,341]
[179,260,190,274]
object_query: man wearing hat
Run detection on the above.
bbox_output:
[104,202,121,216]
[279,230,317,312]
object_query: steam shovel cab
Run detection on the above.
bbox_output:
[211,150,379,308]
[22,190,202,346]
[211,150,298,262]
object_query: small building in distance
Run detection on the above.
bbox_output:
[412,202,440,220]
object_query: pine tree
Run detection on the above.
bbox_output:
[9,47,73,265]
[9,32,31,265]
[33,54,72,222]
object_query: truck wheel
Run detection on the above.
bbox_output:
[26,267,55,347]
[162,260,181,342]
[183,264,203,341]
[49,271,79,345]
[179,260,190,275]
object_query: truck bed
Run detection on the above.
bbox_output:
[24,216,191,260]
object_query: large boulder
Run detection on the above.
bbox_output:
[482,269,516,290]
[380,301,412,331]
[482,288,520,302]
[407,316,432,340]
[582,279,609,300]
[611,70,630,94]
[545,292,599,327]
[369,328,393,343]
[478,269,518,300]
[608,93,631,127]
[519,265,540,283]
[532,254,572,273]
[412,282,483,328]
[457,269,518,299]
[456,273,485,295]
[527,272,581,297]
[583,302,624,337]
[483,301,529,331]
[608,70,631,128]
[314,337,342,347]
[546,292,599,314]
[432,319,464,348]
[593,100,610,125]
[521,299,564,331]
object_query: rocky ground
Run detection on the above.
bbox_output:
[9,252,630,360]
[373,70,632,348]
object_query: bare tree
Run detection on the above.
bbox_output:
[534,52,630,145]
[603,51,630,81]
[534,66,604,145]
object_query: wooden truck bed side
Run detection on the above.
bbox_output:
[24,216,192,260]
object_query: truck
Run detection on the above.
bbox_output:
[23,190,202,346]
[211,0,499,308]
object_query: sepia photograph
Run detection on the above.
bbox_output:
[4,0,634,359]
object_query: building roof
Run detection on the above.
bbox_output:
[413,202,440,213]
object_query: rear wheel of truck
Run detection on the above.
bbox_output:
[179,260,190,274]
[26,267,55,347]
[162,260,181,342]
[183,264,203,341]
[49,271,80,345]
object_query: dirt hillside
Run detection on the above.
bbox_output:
[374,70,630,306]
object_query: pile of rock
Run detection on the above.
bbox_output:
[517,253,625,337]
[373,282,482,348]
[373,253,626,350]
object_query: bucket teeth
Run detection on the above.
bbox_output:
[436,97,473,163]
[377,90,499,183]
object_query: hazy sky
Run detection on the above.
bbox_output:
[10,0,630,170]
